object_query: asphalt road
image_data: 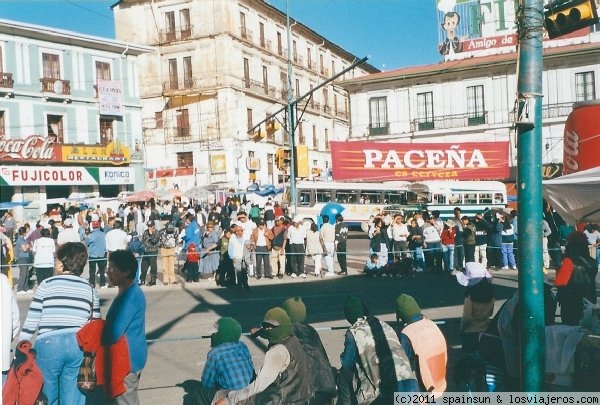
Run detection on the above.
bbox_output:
[14,231,521,404]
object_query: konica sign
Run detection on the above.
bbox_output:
[99,168,135,185]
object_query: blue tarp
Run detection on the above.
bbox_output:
[0,201,31,209]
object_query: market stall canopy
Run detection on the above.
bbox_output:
[0,201,31,209]
[184,186,212,200]
[155,188,183,201]
[543,166,600,225]
[122,190,157,202]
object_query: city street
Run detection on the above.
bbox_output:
[14,231,521,404]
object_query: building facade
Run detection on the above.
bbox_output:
[112,0,378,191]
[0,19,152,220]
[339,2,600,187]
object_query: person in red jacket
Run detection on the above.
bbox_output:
[441,220,457,273]
[2,340,44,405]
[182,242,200,282]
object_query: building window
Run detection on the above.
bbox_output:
[176,109,189,137]
[180,9,191,38]
[259,22,265,47]
[183,56,193,88]
[331,60,335,76]
[243,58,250,88]
[293,40,298,62]
[155,111,163,129]
[319,54,325,74]
[417,92,434,130]
[262,65,269,93]
[295,78,300,97]
[369,97,388,135]
[267,153,274,180]
[309,84,314,107]
[247,108,253,131]
[99,118,114,145]
[42,53,60,79]
[47,115,64,143]
[322,88,329,112]
[0,111,5,136]
[277,32,283,55]
[334,94,338,115]
[575,71,596,101]
[324,128,329,151]
[240,12,249,38]
[298,121,304,144]
[312,125,317,150]
[165,11,175,41]
[307,48,313,69]
[168,58,178,90]
[467,85,485,125]
[96,61,111,81]
[177,151,193,168]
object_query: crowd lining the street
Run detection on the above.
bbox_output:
[1,196,600,404]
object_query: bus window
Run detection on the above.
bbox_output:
[493,193,504,204]
[362,192,382,204]
[315,190,332,203]
[448,193,461,204]
[464,193,478,204]
[433,193,446,204]
[479,193,493,204]
[384,191,407,205]
[298,190,313,206]
[336,190,357,204]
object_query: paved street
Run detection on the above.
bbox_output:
[14,231,523,404]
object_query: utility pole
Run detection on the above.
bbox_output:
[285,0,297,217]
[516,0,545,392]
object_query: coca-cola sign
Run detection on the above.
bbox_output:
[0,135,60,163]
[563,101,600,175]
[331,141,509,181]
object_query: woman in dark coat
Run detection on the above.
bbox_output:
[555,231,598,325]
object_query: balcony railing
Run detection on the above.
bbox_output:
[542,102,573,119]
[323,105,331,114]
[369,123,390,136]
[159,25,193,43]
[247,79,276,97]
[163,78,197,92]
[293,54,303,66]
[0,73,13,89]
[307,60,316,71]
[260,37,272,51]
[320,67,329,77]
[411,111,488,132]
[168,126,192,143]
[240,27,253,43]
[40,78,71,95]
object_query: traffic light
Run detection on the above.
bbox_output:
[544,0,599,39]
[265,119,280,137]
[295,144,309,178]
[276,147,291,170]
[250,127,266,142]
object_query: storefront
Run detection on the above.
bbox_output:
[0,135,134,221]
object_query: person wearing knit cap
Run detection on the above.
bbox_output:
[281,297,336,403]
[214,307,310,405]
[395,294,447,394]
[338,296,418,404]
[196,317,254,405]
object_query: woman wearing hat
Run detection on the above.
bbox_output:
[456,262,495,354]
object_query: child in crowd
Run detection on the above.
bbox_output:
[182,242,200,282]
[364,253,383,277]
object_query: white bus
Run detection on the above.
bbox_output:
[406,180,508,219]
[287,180,507,230]
[287,180,422,231]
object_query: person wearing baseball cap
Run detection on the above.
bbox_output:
[214,308,310,405]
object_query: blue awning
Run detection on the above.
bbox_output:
[0,201,31,209]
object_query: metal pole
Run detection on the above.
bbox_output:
[286,0,297,217]
[516,0,545,392]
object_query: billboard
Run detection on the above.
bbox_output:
[331,141,509,181]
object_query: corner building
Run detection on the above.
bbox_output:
[112,0,378,191]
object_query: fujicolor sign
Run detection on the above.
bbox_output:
[330,141,509,181]
[0,166,98,186]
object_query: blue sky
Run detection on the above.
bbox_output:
[1,0,442,70]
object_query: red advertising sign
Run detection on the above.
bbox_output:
[0,135,61,163]
[331,141,509,181]
[563,101,600,175]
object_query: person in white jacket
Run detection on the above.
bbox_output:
[1,272,20,386]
